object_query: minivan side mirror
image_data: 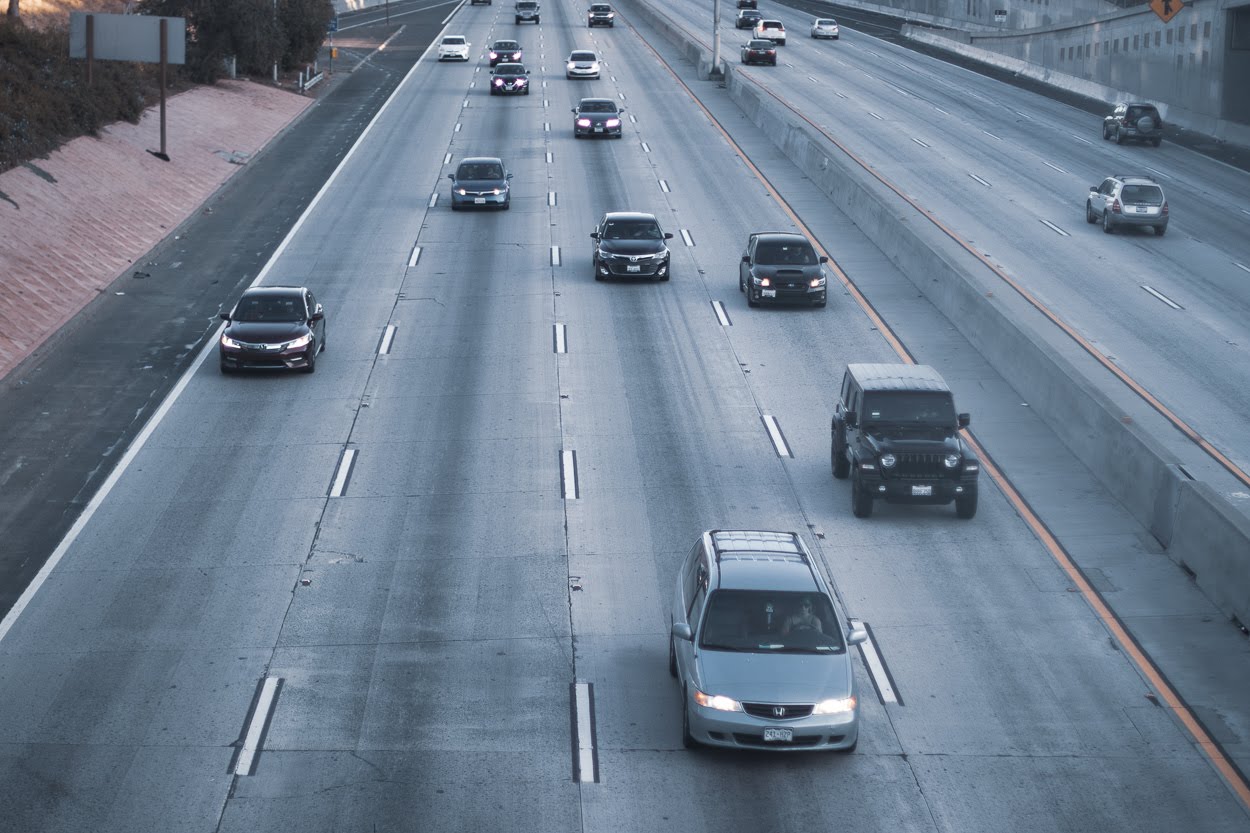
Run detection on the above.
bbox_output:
[958,413,971,428]
[845,410,858,428]
[847,619,868,646]
[671,622,693,642]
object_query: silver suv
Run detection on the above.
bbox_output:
[1086,174,1168,236]
[515,0,540,24]
[669,530,867,751]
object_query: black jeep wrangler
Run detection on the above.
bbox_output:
[831,363,979,519]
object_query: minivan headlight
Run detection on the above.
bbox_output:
[813,696,856,715]
[693,689,743,712]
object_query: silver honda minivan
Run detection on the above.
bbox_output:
[669,530,867,751]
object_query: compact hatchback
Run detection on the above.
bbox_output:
[741,39,777,65]
[739,232,828,307]
[488,39,522,67]
[572,98,624,137]
[591,211,673,281]
[754,19,786,44]
[490,63,530,95]
[810,18,839,38]
[670,530,867,751]
[1086,174,1168,236]
[437,35,471,61]
[566,50,601,79]
[219,286,325,374]
[448,157,512,210]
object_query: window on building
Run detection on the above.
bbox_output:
[1133,35,1139,50]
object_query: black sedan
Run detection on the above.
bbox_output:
[741,39,777,65]
[572,98,624,138]
[488,39,522,67]
[735,9,761,28]
[591,212,673,281]
[219,286,325,373]
[490,63,530,95]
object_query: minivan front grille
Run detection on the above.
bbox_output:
[743,703,814,719]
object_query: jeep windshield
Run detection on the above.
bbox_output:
[862,392,956,427]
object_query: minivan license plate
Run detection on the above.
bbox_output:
[763,728,792,742]
[911,484,933,497]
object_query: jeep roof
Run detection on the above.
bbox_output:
[846,363,951,393]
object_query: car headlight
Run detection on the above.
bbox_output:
[489,51,499,59]
[567,61,577,70]
[283,333,313,350]
[456,188,467,195]
[693,689,743,712]
[944,454,961,469]
[809,276,825,287]
[577,118,591,127]
[493,78,503,86]
[220,334,242,349]
[515,78,527,86]
[880,453,896,468]
[606,118,621,128]
[813,696,856,715]
[756,276,771,286]
[492,188,502,195]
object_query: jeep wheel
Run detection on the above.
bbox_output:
[832,442,849,479]
[1085,201,1096,224]
[1102,211,1114,234]
[851,473,873,518]
[1101,124,1110,140]
[1115,127,1124,145]
[956,491,978,519]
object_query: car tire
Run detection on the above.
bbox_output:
[839,737,858,754]
[1155,224,1167,237]
[1102,211,1114,234]
[593,259,604,281]
[681,687,697,749]
[832,440,849,479]
[739,273,745,293]
[1101,124,1110,140]
[515,16,521,23]
[668,634,678,678]
[747,287,758,307]
[1085,201,1097,224]
[1115,127,1124,145]
[220,361,234,375]
[955,491,977,519]
[851,472,873,518]
[302,349,316,374]
[535,15,540,22]
[501,199,510,210]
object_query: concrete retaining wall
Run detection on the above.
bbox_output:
[621,0,1250,625]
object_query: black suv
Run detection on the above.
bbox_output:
[739,232,827,307]
[1102,102,1163,146]
[591,212,673,281]
[831,364,979,519]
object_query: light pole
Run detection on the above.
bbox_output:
[711,0,721,77]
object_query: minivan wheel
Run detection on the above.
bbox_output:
[851,473,873,518]
[668,635,677,678]
[956,491,978,519]
[1102,212,1114,234]
[681,687,696,749]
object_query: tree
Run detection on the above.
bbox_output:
[7,0,20,22]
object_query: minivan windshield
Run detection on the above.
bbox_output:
[699,590,845,654]
[862,391,956,427]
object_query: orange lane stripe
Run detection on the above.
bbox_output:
[626,10,1250,812]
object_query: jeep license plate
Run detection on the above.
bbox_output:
[474,197,486,204]
[763,728,792,742]
[762,288,776,298]
[911,484,933,497]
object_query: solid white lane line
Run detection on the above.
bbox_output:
[1043,161,1066,174]
[982,129,1001,140]
[1145,166,1167,178]
[1070,135,1092,145]
[561,450,579,499]
[1235,262,1250,274]
[574,682,598,783]
[659,179,670,193]
[869,112,884,120]
[641,142,651,153]
[1141,285,1183,309]
[379,325,397,355]
[408,245,421,267]
[761,415,792,458]
[680,229,694,247]
[330,448,356,497]
[933,105,948,114]
[234,677,281,776]
[712,300,730,327]
[857,625,899,704]
[1040,219,1070,237]
[428,193,438,208]
[911,137,930,148]
[968,173,991,187]
[549,191,557,207]
[551,246,561,266]
[554,323,567,354]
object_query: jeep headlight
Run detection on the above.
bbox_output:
[944,454,960,469]
[880,453,896,468]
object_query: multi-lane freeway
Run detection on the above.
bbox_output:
[1,0,1249,830]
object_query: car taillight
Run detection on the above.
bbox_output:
[1111,198,1122,214]
[1161,202,1169,216]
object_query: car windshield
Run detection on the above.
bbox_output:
[443,37,465,44]
[700,590,846,654]
[603,220,661,239]
[580,100,616,113]
[1127,106,1156,119]
[591,4,610,10]
[234,295,304,323]
[495,64,525,73]
[816,19,835,25]
[1121,185,1163,205]
[755,241,817,264]
[570,51,596,60]
[862,391,957,427]
[747,40,773,47]
[493,41,519,50]
[458,162,504,179]
[761,20,782,27]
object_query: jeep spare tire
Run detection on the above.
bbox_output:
[1137,115,1156,133]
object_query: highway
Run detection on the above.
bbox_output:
[0,0,1248,830]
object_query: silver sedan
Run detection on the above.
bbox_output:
[811,18,840,38]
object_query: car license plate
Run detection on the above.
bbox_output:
[1134,206,1147,213]
[474,197,486,204]
[627,264,641,272]
[911,484,933,497]
[763,728,792,742]
[594,127,604,133]
[762,288,776,298]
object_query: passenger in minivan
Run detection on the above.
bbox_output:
[782,596,824,634]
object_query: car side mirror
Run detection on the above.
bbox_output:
[219,312,231,321]
[819,255,829,263]
[506,173,514,179]
[572,108,578,114]
[845,410,858,428]
[847,619,868,646]
[958,413,971,428]
[618,106,625,112]
[590,232,600,239]
[309,311,324,322]
[664,232,674,239]
[525,69,531,74]
[671,622,693,642]
[741,254,750,263]
[1090,185,1098,192]
[448,173,455,180]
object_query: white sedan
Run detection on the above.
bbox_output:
[437,35,471,61]
[566,50,601,79]
[810,18,839,39]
